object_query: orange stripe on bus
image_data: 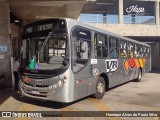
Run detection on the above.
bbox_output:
[134,58,140,69]
[124,59,130,71]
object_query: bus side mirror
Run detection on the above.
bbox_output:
[62,59,68,66]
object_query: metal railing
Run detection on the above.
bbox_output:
[123,16,155,24]
[79,14,118,24]
[79,14,156,25]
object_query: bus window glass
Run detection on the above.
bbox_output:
[120,40,127,59]
[49,38,66,57]
[143,46,147,58]
[137,45,141,58]
[109,37,118,59]
[48,37,67,64]
[147,47,150,58]
[128,42,134,58]
[103,37,108,57]
[72,28,91,73]
[144,47,150,59]
[95,34,108,58]
[22,34,69,70]
[139,46,144,58]
[134,44,139,58]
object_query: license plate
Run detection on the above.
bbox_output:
[31,91,40,94]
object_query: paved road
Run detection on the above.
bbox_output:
[0,72,160,120]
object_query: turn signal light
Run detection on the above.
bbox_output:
[63,75,68,81]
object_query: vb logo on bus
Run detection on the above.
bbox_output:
[105,59,118,72]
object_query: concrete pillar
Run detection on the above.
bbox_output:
[119,0,123,24]
[103,13,107,24]
[155,1,159,35]
[0,3,12,87]
[155,1,160,25]
[131,15,136,24]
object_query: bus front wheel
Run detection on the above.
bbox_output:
[93,77,106,99]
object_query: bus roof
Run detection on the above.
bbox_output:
[22,18,150,47]
[64,18,150,47]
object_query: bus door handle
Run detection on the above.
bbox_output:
[89,65,92,75]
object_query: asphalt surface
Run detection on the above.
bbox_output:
[0,72,160,120]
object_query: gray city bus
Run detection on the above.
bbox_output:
[19,18,151,103]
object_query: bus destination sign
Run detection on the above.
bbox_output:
[24,23,54,34]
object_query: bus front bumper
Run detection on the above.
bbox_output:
[19,80,71,103]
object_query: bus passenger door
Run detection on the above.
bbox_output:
[71,27,95,100]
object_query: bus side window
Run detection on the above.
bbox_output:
[95,34,107,58]
[139,46,144,58]
[103,36,108,57]
[137,45,141,58]
[72,27,91,73]
[147,47,150,59]
[143,46,147,58]
[120,40,127,59]
[134,44,139,58]
[109,37,119,59]
[128,42,134,58]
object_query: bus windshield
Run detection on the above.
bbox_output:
[21,33,69,71]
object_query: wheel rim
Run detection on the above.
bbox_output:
[97,82,104,94]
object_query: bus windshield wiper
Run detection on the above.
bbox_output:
[40,31,53,61]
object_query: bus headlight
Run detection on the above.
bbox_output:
[63,75,68,81]
[58,75,68,82]
[20,75,31,83]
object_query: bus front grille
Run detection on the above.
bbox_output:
[24,89,48,98]
[22,73,54,79]
[24,82,50,87]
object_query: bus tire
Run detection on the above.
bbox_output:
[92,77,106,99]
[135,69,142,82]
